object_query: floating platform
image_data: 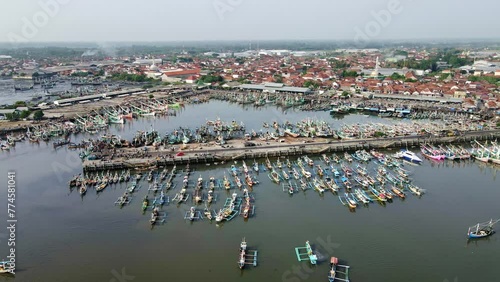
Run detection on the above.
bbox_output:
[295,241,317,265]
[242,250,258,267]
[184,210,203,221]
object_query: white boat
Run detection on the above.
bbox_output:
[394,150,422,164]
[0,261,12,274]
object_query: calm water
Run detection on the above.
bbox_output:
[0,102,499,282]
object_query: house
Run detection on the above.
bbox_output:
[495,70,500,77]
[453,90,467,99]
[185,75,198,84]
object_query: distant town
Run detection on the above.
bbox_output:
[0,42,499,122]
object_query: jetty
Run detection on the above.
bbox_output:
[82,129,500,172]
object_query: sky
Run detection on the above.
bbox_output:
[0,0,499,43]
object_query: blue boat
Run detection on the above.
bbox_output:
[467,219,499,239]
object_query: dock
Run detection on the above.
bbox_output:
[82,129,500,172]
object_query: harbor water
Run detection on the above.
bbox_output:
[0,101,499,282]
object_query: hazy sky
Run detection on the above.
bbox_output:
[1,0,499,43]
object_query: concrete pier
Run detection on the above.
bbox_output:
[82,129,500,172]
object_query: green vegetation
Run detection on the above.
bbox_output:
[5,110,30,121]
[110,73,152,82]
[439,73,451,81]
[393,50,408,56]
[390,73,405,80]
[387,49,473,71]
[468,76,500,85]
[341,70,358,77]
[197,75,224,84]
[14,101,26,107]
[304,80,320,89]
[33,110,44,121]
[374,131,386,137]
[142,84,154,89]
[330,60,350,69]
[148,94,154,99]
[71,72,89,77]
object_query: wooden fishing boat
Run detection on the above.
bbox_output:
[269,170,281,183]
[253,160,259,172]
[188,207,196,221]
[265,157,273,169]
[322,154,331,164]
[223,174,231,190]
[238,238,247,269]
[407,184,424,196]
[345,194,357,209]
[343,152,353,162]
[0,260,12,274]
[391,186,405,199]
[142,196,149,212]
[467,219,499,239]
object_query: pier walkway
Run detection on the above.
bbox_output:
[82,129,500,172]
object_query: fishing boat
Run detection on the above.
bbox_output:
[322,154,331,164]
[223,175,231,190]
[204,207,213,220]
[142,196,149,212]
[188,207,196,221]
[420,145,445,161]
[394,149,422,164]
[269,170,281,183]
[343,152,353,162]
[345,194,357,209]
[407,184,424,196]
[265,157,273,169]
[340,163,353,177]
[467,219,499,239]
[391,186,405,199]
[150,207,161,225]
[303,155,314,166]
[331,166,340,178]
[328,257,338,282]
[253,160,259,172]
[238,238,247,270]
[79,183,87,195]
[0,261,12,274]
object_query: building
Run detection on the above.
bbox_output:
[239,83,312,94]
[161,69,201,81]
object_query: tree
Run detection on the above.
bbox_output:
[5,112,20,121]
[14,101,27,107]
[19,110,31,119]
[33,110,44,121]
[342,70,357,77]
[390,73,405,80]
